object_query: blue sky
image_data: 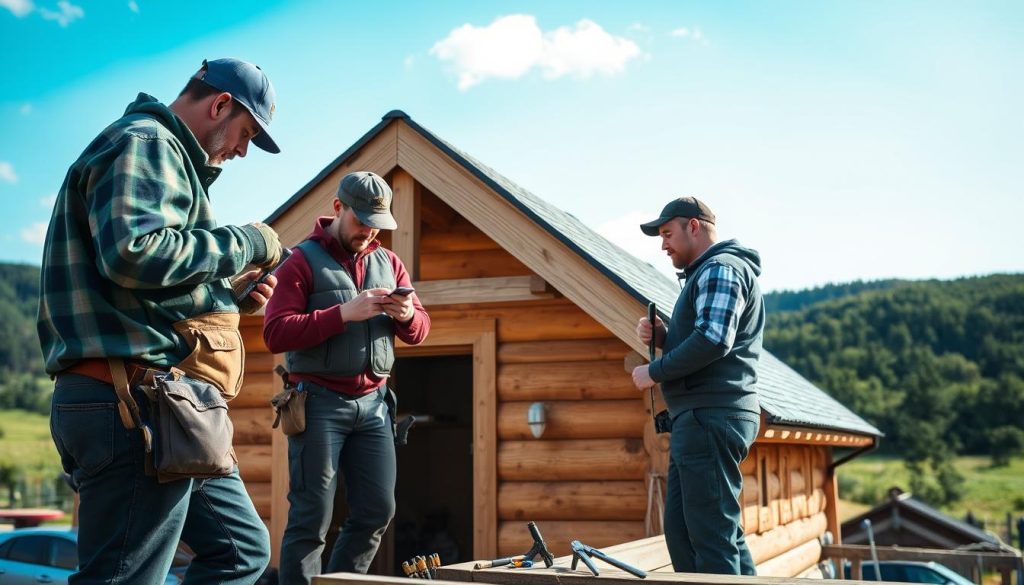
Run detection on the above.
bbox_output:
[1,1,1021,292]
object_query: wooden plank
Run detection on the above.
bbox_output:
[497,520,646,557]
[241,326,268,353]
[396,122,649,356]
[413,276,557,306]
[270,352,289,568]
[245,351,274,373]
[760,424,874,447]
[498,439,646,481]
[498,361,637,401]
[270,124,398,246]
[426,302,610,343]
[230,406,273,445]
[746,513,827,565]
[498,400,645,440]
[419,249,533,280]
[391,169,419,280]
[498,481,645,521]
[420,216,500,253]
[824,451,840,545]
[755,538,822,578]
[474,325,498,560]
[498,338,630,364]
[235,444,272,483]
[230,373,275,409]
[419,188,457,231]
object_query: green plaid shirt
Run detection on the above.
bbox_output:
[38,93,260,375]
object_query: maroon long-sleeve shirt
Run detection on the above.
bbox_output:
[263,217,430,396]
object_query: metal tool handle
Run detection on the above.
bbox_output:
[590,547,648,579]
[647,302,657,361]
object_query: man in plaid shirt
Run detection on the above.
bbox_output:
[37,58,283,584]
[632,197,765,576]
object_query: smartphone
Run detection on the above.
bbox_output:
[236,247,293,302]
[389,286,415,297]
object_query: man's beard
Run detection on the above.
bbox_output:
[203,120,232,166]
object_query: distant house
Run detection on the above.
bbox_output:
[228,110,883,577]
[843,487,1016,553]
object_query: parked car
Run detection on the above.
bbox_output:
[0,528,180,584]
[845,560,976,585]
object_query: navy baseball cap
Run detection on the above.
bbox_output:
[194,58,280,154]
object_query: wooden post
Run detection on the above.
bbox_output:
[391,169,419,280]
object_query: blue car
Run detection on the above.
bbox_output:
[0,528,180,584]
[845,560,976,585]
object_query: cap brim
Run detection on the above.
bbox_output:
[251,118,280,154]
[640,216,672,236]
[354,208,398,230]
[234,99,280,154]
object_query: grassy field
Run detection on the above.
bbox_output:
[839,454,1024,532]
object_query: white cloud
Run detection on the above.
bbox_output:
[39,0,83,26]
[20,103,32,115]
[40,193,57,208]
[128,0,138,13]
[403,55,415,69]
[430,14,643,90]
[21,222,48,245]
[0,161,17,184]
[628,23,650,34]
[671,26,709,45]
[0,0,34,17]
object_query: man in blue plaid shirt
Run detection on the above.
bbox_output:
[632,197,765,576]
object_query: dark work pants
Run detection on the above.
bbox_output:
[50,374,270,585]
[663,407,760,575]
[278,383,396,585]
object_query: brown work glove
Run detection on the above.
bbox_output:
[231,270,264,315]
[243,222,282,269]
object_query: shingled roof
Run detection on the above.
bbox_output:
[268,110,882,438]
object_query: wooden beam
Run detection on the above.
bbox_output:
[497,338,629,364]
[411,276,556,306]
[395,122,649,355]
[498,481,646,521]
[498,400,646,440]
[760,424,875,447]
[391,169,419,280]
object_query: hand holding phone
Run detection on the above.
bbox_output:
[389,286,415,297]
[235,247,293,303]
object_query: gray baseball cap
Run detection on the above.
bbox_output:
[640,196,716,236]
[337,172,397,230]
[195,58,280,154]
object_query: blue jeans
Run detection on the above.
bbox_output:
[278,383,396,585]
[50,374,270,585]
[664,407,760,575]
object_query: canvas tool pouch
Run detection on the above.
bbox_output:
[109,359,235,483]
[171,312,245,400]
[271,365,306,436]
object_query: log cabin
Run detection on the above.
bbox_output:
[231,110,883,579]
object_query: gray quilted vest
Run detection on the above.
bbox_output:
[285,240,397,377]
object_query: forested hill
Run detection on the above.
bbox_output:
[764,273,1024,500]
[0,263,43,376]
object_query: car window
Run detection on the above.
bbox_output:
[53,536,77,570]
[6,535,50,565]
[0,538,13,558]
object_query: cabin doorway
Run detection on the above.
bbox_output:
[324,354,475,576]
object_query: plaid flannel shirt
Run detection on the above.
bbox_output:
[691,261,746,349]
[37,93,261,375]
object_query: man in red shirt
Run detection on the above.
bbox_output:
[263,171,430,584]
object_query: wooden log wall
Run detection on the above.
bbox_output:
[234,315,276,525]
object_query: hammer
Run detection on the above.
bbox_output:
[473,521,554,569]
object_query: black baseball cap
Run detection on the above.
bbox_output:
[194,58,280,154]
[639,196,716,236]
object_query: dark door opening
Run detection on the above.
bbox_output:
[367,353,474,575]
